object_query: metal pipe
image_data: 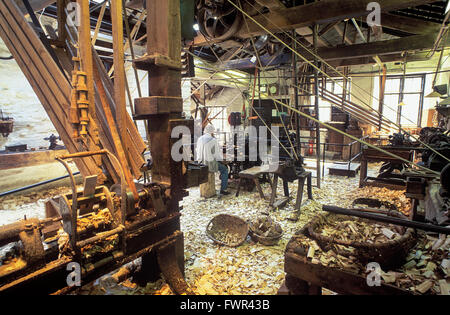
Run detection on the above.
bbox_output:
[323,205,450,235]
[0,172,81,198]
[76,225,124,248]
[56,157,78,249]
[292,29,300,155]
[313,23,321,188]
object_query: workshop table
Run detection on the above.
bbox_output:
[280,228,414,295]
[281,252,413,295]
[270,171,313,210]
[235,165,272,199]
[360,146,414,190]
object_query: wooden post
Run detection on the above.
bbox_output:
[200,172,216,198]
[77,0,97,127]
[110,0,138,201]
[57,0,67,44]
[110,0,126,147]
[143,0,183,188]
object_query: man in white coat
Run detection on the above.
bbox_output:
[196,124,230,195]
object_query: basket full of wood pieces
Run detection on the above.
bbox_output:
[303,208,417,269]
[206,214,249,247]
[249,215,283,246]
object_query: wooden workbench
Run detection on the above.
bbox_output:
[359,147,413,190]
[281,229,415,295]
[283,252,412,295]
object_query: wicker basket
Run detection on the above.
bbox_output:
[304,213,417,269]
[206,214,249,247]
[248,229,283,246]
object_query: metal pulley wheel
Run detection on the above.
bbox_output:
[196,0,243,41]
[266,36,285,56]
[110,184,135,217]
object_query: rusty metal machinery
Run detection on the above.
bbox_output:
[0,147,207,294]
[418,127,450,172]
[405,163,450,228]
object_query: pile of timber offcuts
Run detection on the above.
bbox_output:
[76,209,114,232]
[0,163,447,295]
[287,229,449,295]
[350,186,412,216]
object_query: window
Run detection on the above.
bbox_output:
[372,74,425,128]
[318,78,352,122]
[205,106,228,145]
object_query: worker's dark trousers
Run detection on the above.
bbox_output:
[218,162,228,192]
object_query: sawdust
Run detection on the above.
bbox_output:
[77,208,113,232]
[288,225,449,295]
[179,174,356,295]
[350,186,412,216]
[3,162,440,295]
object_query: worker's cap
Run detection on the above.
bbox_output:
[204,125,215,134]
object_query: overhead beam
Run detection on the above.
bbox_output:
[327,54,412,68]
[334,22,353,45]
[235,0,438,38]
[254,0,285,11]
[15,0,55,13]
[319,21,340,37]
[217,33,448,70]
[296,27,328,48]
[380,13,441,35]
[310,33,450,61]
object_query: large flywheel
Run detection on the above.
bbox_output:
[196,0,243,41]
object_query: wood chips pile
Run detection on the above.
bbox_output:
[77,208,113,232]
[4,163,447,295]
[350,186,412,216]
[288,229,449,294]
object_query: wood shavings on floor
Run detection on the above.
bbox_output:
[2,163,429,295]
[179,172,361,295]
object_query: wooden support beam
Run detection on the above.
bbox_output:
[142,0,183,188]
[296,27,328,48]
[254,0,285,11]
[15,0,55,13]
[326,52,432,67]
[312,33,450,62]
[92,1,107,45]
[77,0,98,134]
[194,0,438,45]
[110,0,127,149]
[318,21,340,37]
[380,13,441,35]
[56,0,67,44]
[335,21,353,45]
[110,0,138,200]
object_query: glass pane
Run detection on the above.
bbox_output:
[404,77,423,93]
[334,81,344,95]
[383,94,399,123]
[385,78,400,93]
[372,78,380,108]
[319,102,331,122]
[400,94,420,126]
